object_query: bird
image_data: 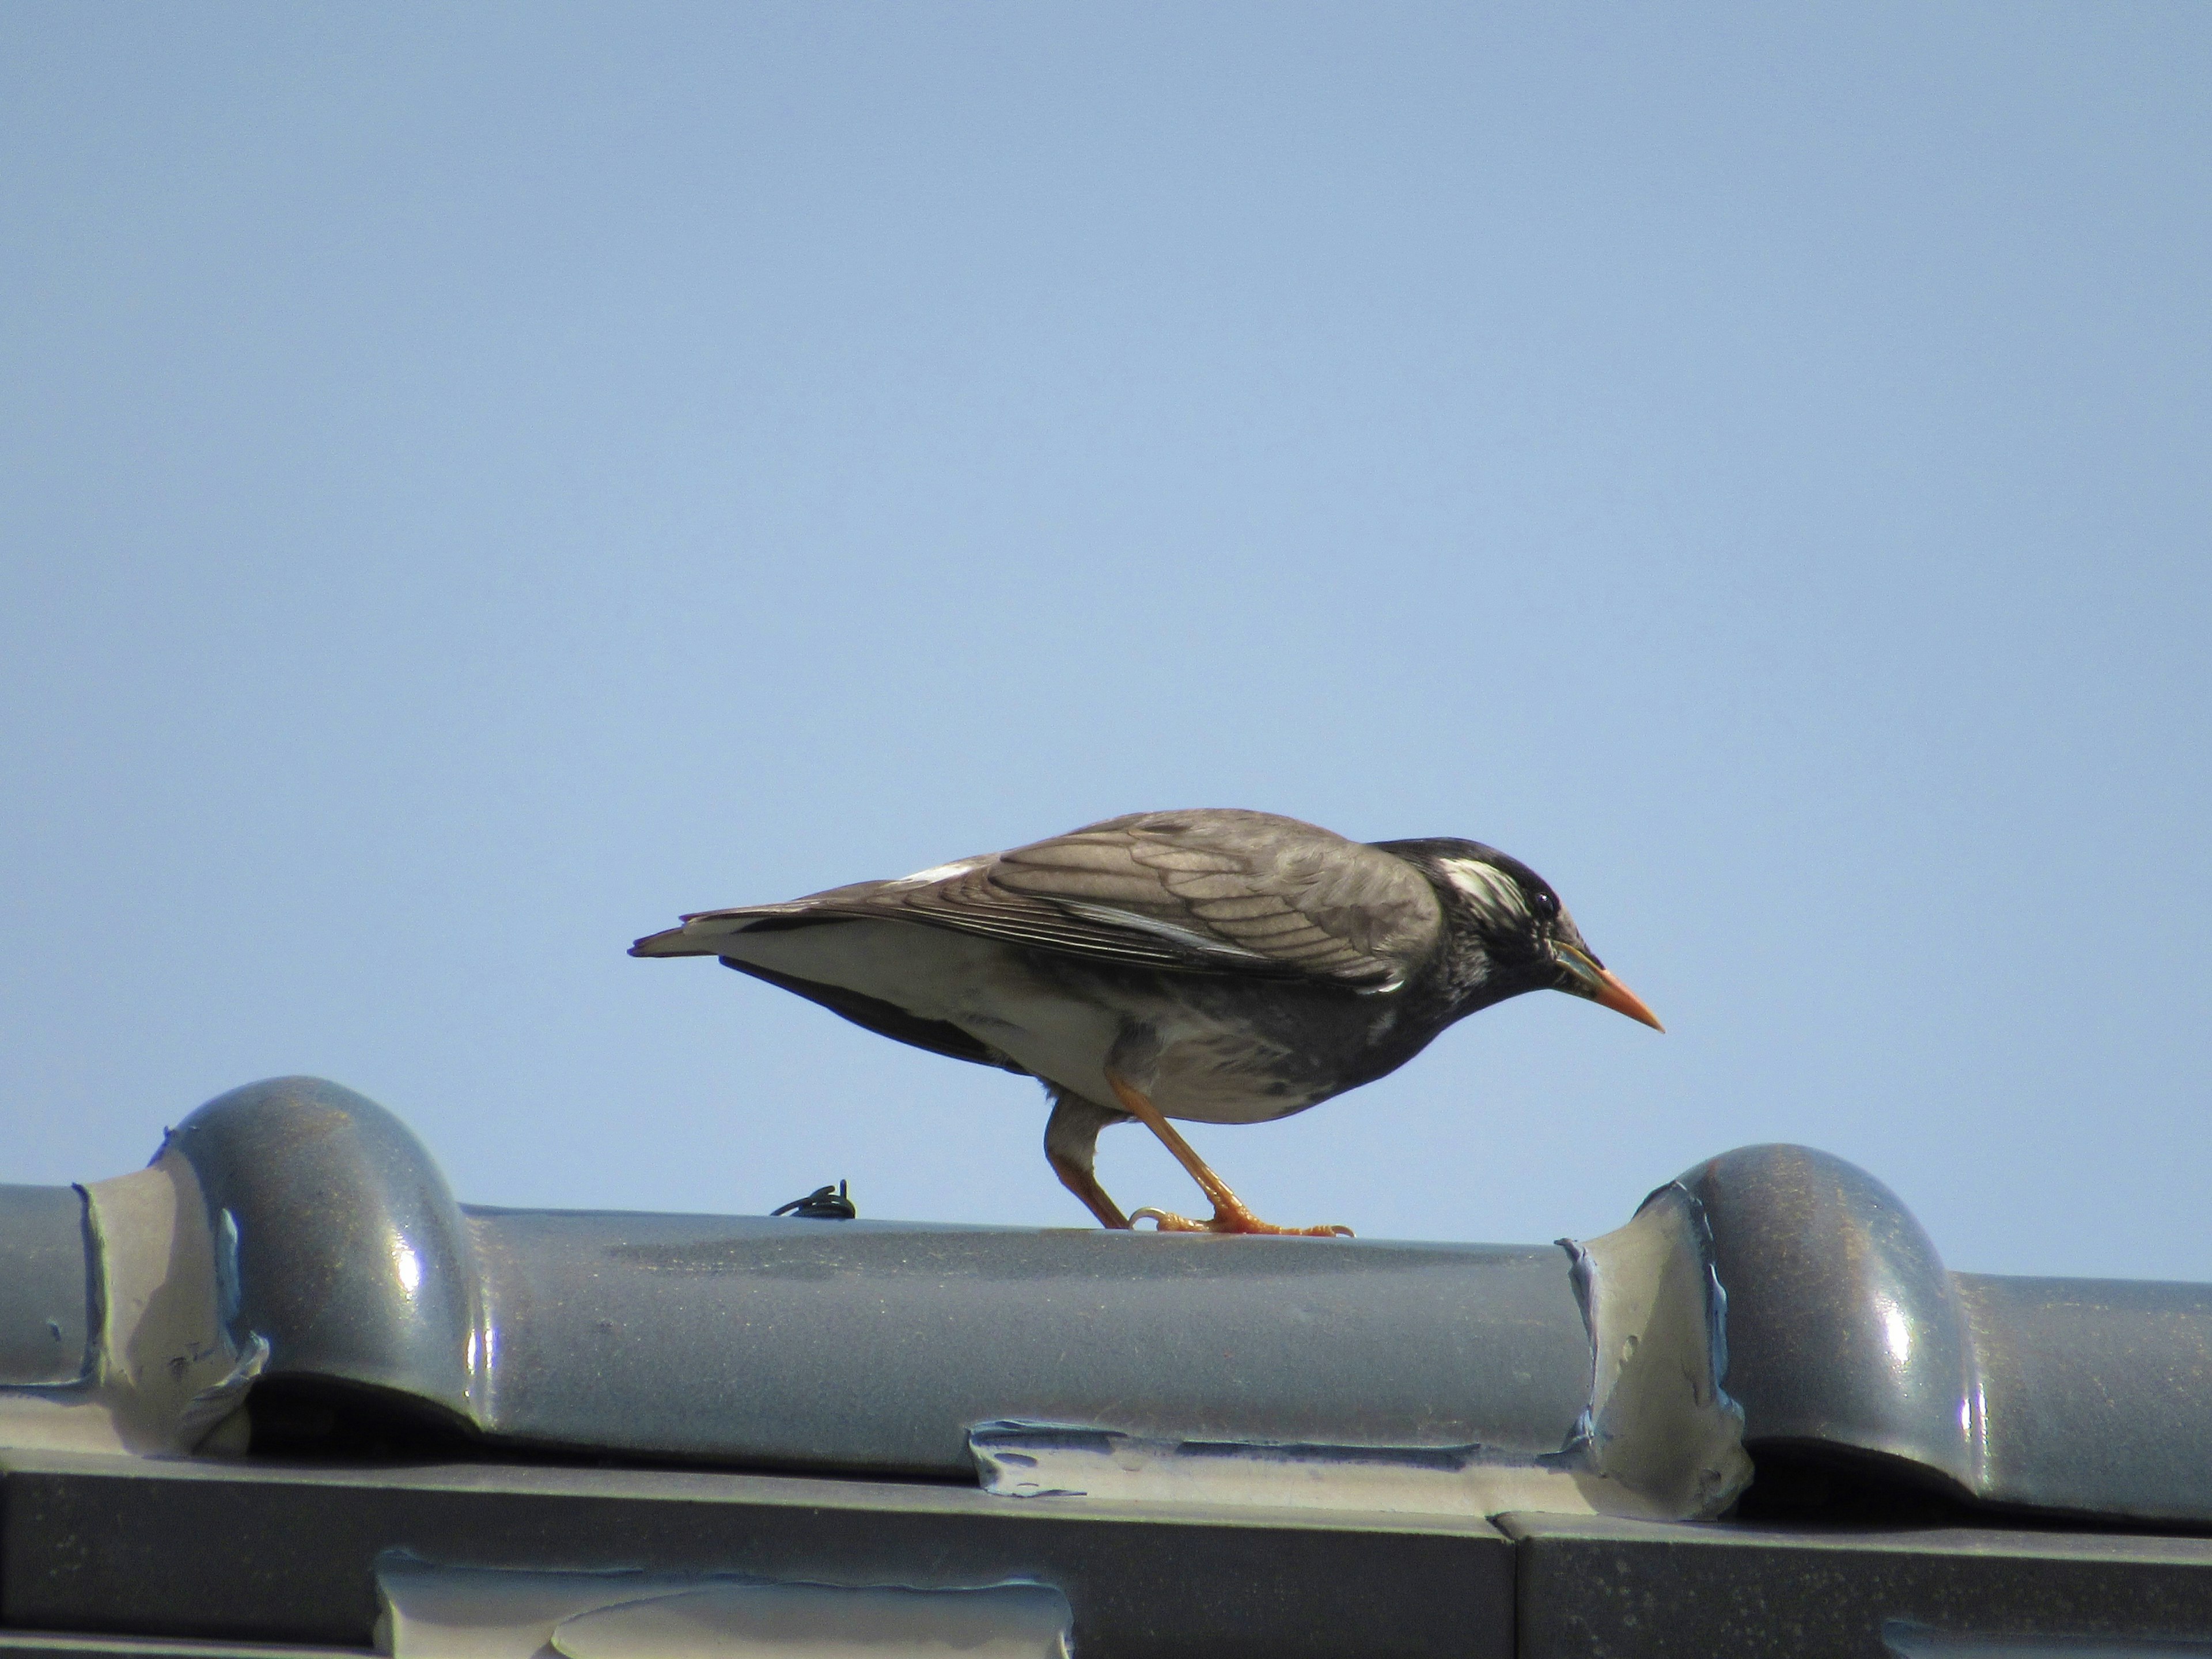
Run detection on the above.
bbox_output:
[632,808,1661,1236]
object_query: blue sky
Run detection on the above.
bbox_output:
[3,5,2206,1278]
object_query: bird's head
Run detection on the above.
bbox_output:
[1382,839,1664,1031]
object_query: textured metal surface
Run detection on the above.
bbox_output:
[1884,1624,2212,1657]
[468,1206,1589,1474]
[1684,1143,2212,1524]
[1957,1272,2212,1521]
[1503,1511,2212,1659]
[146,1078,1592,1474]
[1680,1143,1975,1485]
[162,1079,476,1419]
[13,1450,2212,1658]
[0,1637,358,1659]
[0,1450,1513,1659]
[0,1185,93,1388]
[16,1080,2212,1528]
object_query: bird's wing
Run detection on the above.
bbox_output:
[637,809,1444,990]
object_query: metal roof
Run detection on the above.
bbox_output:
[6,1075,2209,1531]
[7,1075,2212,1656]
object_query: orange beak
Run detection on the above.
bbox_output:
[1590,965,1665,1032]
[1556,944,1666,1032]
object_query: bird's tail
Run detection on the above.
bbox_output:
[630,908,780,958]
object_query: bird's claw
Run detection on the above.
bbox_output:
[1131,1205,1353,1238]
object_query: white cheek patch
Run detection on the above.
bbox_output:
[1441,858,1529,923]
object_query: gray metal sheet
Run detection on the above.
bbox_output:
[0,1636,364,1659]
[1501,1511,2212,1659]
[0,1184,93,1388]
[0,1450,1514,1659]
[1679,1142,1975,1485]
[1681,1143,2212,1525]
[467,1206,1590,1474]
[1959,1272,2212,1521]
[23,1077,2212,1528]
[162,1079,476,1418]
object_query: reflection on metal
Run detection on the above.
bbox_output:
[376,1560,1073,1659]
[468,1205,1589,1479]
[1680,1143,1975,1483]
[1,1078,2210,1532]
[164,1077,478,1420]
[1953,1274,2212,1524]
[967,1183,1751,1521]
[1681,1143,2212,1524]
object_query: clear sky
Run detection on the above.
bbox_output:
[3,5,2206,1280]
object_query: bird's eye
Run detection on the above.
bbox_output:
[1531,889,1558,919]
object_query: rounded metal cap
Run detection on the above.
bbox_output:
[164,1076,478,1422]
[1677,1142,1973,1489]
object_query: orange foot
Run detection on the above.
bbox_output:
[1131,1202,1353,1238]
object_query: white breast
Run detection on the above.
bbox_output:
[715,921,1313,1124]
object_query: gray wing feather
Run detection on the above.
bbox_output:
[654,809,1442,989]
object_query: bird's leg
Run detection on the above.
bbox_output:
[1102,1067,1352,1238]
[1043,1086,1134,1229]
